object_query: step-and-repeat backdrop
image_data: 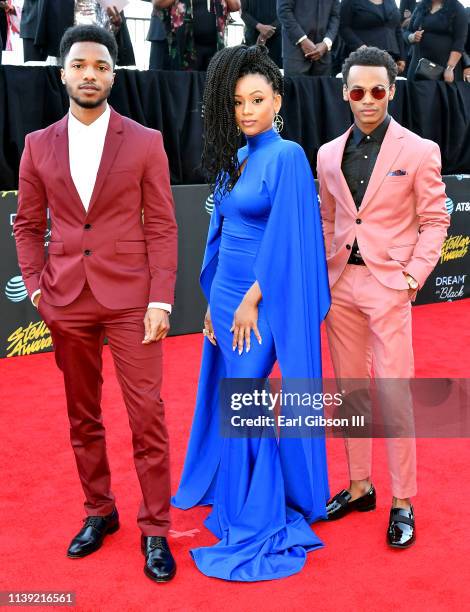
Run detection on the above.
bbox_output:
[1,177,469,358]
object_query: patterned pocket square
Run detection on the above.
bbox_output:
[387,169,408,176]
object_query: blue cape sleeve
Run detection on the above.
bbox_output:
[254,142,331,379]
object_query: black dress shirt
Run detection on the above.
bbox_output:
[341,115,391,264]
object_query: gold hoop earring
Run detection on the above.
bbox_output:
[273,113,284,133]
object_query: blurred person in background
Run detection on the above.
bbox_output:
[400,0,419,22]
[0,1,6,64]
[339,0,407,75]
[277,0,340,77]
[0,0,20,64]
[241,0,282,67]
[143,0,169,69]
[463,6,470,81]
[154,0,241,71]
[20,0,47,62]
[405,0,467,81]
[400,0,421,75]
[34,0,135,66]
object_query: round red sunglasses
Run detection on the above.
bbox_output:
[347,85,392,101]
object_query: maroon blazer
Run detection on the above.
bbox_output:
[14,108,178,309]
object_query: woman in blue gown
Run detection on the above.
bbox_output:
[172,45,331,581]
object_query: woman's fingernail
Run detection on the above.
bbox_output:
[233,346,236,351]
[238,349,242,355]
[246,347,250,353]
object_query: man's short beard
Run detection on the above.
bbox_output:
[66,84,111,109]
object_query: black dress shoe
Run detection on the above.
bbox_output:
[326,485,376,520]
[387,505,415,548]
[67,508,119,558]
[141,536,176,583]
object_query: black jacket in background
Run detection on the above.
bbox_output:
[241,0,279,45]
[277,0,340,59]
[339,0,406,61]
[20,0,41,39]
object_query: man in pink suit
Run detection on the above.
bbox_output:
[317,47,449,548]
[14,25,178,581]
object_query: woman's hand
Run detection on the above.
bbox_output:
[444,66,455,83]
[226,0,241,12]
[396,60,406,74]
[464,67,470,83]
[231,298,262,354]
[0,1,14,12]
[256,23,276,41]
[412,29,424,43]
[203,307,217,346]
[106,6,122,30]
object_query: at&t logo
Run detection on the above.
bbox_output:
[205,193,214,215]
[5,276,28,303]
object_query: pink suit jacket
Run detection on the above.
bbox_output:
[14,107,178,309]
[317,118,450,291]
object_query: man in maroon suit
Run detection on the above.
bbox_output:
[14,25,178,583]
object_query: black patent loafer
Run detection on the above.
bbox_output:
[326,484,376,520]
[387,506,415,548]
[141,536,176,583]
[67,508,119,558]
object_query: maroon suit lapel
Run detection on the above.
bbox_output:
[86,108,124,216]
[53,114,85,214]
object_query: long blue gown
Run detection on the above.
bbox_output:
[172,128,331,581]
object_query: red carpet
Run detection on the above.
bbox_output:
[1,300,469,611]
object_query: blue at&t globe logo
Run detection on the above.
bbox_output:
[5,276,28,303]
[445,197,454,215]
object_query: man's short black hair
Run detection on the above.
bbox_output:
[60,24,118,67]
[342,47,398,86]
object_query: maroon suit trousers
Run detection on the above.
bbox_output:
[38,284,171,536]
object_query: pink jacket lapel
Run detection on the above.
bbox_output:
[359,118,405,211]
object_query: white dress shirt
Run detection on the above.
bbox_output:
[68,104,110,212]
[33,104,171,314]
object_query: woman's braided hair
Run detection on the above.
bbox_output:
[201,44,284,197]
